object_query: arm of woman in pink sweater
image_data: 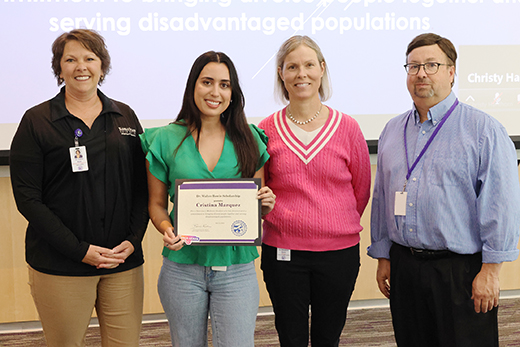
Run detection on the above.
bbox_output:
[348,120,372,218]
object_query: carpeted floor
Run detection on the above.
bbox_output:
[1,298,520,346]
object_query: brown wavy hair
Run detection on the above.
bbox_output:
[51,29,111,86]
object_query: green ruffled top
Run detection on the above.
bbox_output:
[140,122,269,266]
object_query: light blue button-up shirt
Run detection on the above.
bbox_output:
[368,92,520,263]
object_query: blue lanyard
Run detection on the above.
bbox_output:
[403,99,459,190]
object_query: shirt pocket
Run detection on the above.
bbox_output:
[427,148,468,186]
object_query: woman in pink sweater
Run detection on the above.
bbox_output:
[258,35,371,347]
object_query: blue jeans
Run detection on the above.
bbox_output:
[158,258,259,347]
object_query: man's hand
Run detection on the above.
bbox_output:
[471,263,502,313]
[376,258,391,299]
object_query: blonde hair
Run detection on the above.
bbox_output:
[274,35,332,104]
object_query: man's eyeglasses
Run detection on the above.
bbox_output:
[404,62,450,75]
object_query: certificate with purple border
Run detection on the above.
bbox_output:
[174,178,261,246]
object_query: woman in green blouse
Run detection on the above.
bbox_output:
[140,51,275,347]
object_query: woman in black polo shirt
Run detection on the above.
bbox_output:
[10,29,148,347]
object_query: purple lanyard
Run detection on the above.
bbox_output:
[403,99,459,189]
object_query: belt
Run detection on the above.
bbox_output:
[408,247,453,260]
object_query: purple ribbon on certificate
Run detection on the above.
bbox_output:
[179,183,257,190]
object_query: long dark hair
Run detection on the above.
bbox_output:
[174,51,259,178]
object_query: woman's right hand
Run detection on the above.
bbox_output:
[82,245,125,269]
[163,226,185,251]
[146,160,184,251]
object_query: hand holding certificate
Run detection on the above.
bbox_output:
[174,178,262,246]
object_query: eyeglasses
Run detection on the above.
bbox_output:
[404,62,450,75]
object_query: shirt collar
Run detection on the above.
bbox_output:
[411,91,457,126]
[50,86,123,122]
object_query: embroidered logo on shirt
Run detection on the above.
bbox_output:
[118,127,136,137]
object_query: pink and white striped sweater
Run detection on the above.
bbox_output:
[259,107,371,252]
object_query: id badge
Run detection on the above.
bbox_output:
[394,191,407,216]
[70,146,89,172]
[277,248,291,261]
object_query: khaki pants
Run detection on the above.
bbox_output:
[28,265,144,347]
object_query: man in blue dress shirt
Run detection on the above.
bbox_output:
[368,32,520,347]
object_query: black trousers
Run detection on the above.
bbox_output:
[261,243,360,347]
[389,243,498,347]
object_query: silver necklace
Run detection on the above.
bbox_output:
[287,104,323,125]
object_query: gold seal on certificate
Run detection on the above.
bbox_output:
[174,178,261,246]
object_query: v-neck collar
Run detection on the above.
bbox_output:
[188,131,227,175]
[274,107,342,165]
